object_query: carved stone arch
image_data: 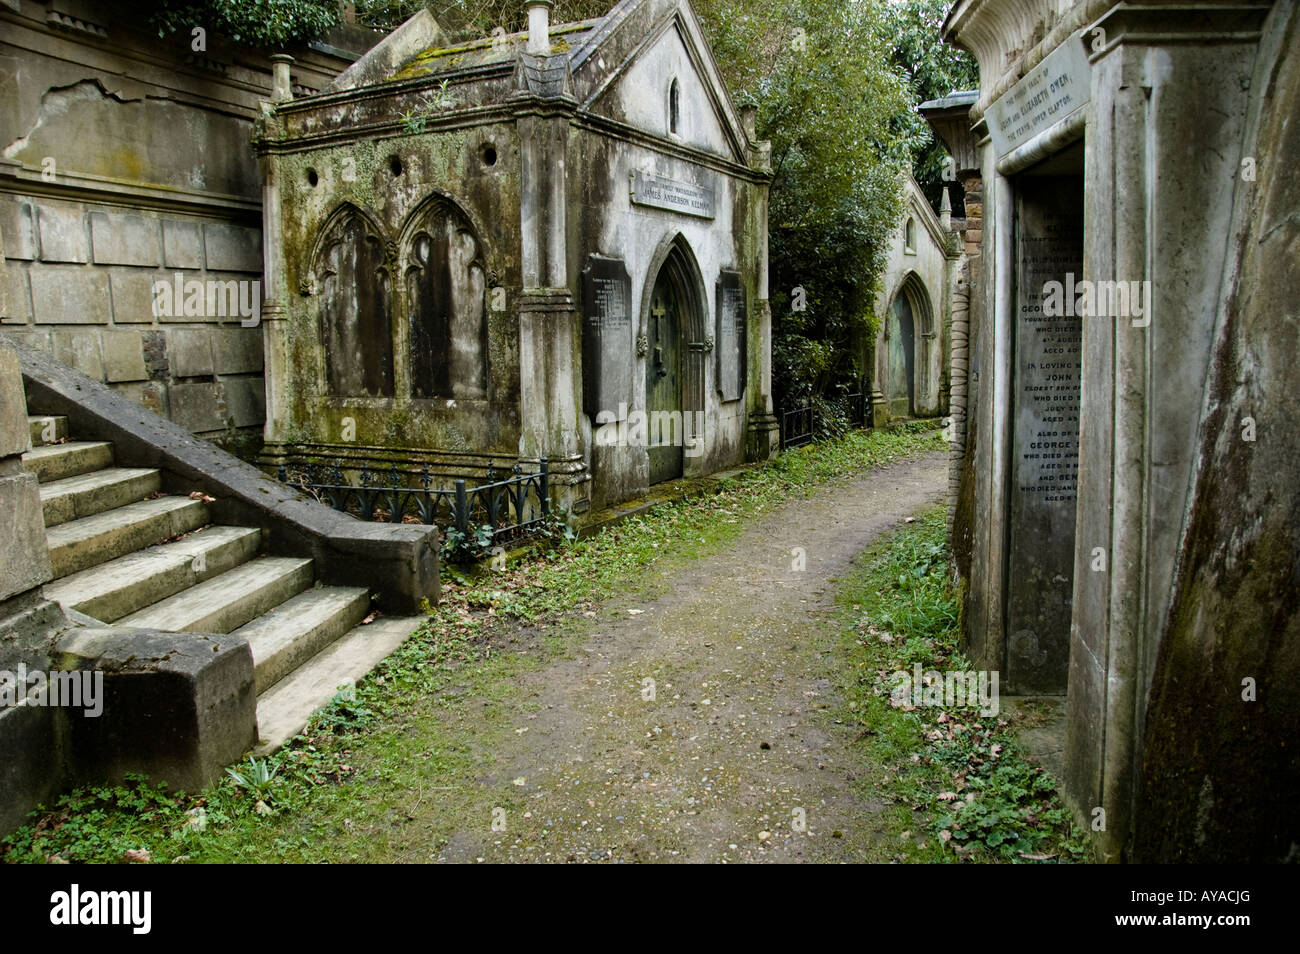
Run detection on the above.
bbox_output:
[641,233,708,352]
[399,191,491,400]
[311,202,394,398]
[640,234,708,458]
[882,271,936,417]
[894,271,935,337]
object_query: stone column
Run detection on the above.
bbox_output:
[746,133,778,461]
[0,342,70,831]
[256,73,291,449]
[1062,3,1268,861]
[517,107,590,511]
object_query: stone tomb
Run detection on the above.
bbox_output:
[255,0,777,514]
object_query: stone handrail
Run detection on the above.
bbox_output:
[13,338,439,614]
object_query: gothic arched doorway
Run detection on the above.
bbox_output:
[886,290,916,418]
[643,241,705,485]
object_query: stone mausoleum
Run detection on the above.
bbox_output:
[869,174,960,425]
[937,0,1300,861]
[254,0,776,516]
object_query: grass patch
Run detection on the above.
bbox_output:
[834,506,1087,863]
[3,426,943,864]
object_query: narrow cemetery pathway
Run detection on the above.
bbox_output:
[417,451,947,863]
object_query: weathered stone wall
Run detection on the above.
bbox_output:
[1130,0,1300,863]
[0,1,371,454]
[261,121,525,474]
[944,0,1295,860]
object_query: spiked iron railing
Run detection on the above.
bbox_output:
[277,458,550,542]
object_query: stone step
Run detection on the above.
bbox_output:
[27,415,68,447]
[116,556,314,635]
[22,441,114,483]
[235,586,371,693]
[45,496,210,579]
[40,467,161,527]
[43,525,262,623]
[253,616,423,753]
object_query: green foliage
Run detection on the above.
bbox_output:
[141,0,345,48]
[441,522,495,562]
[225,757,281,801]
[693,0,907,402]
[880,0,979,210]
[0,774,177,864]
[836,508,1088,863]
[400,80,456,132]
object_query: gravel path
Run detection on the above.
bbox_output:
[433,451,947,862]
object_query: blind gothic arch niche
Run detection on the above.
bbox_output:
[308,195,490,402]
[312,203,394,398]
[402,194,489,401]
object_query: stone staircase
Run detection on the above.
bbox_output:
[23,413,420,752]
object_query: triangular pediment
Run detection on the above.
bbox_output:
[574,1,749,164]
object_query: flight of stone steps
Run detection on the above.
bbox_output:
[22,413,419,753]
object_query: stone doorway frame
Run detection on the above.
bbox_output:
[639,234,708,470]
[883,271,936,417]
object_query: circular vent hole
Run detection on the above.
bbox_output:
[306,168,319,187]
[481,144,498,167]
[389,156,403,177]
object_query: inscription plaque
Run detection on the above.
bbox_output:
[987,34,1090,160]
[581,255,633,420]
[631,172,716,219]
[1006,176,1084,694]
[715,271,746,401]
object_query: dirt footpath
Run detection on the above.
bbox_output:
[434,452,947,862]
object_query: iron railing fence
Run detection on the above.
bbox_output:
[779,404,815,449]
[278,458,550,542]
[779,386,873,450]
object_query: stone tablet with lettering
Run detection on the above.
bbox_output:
[715,271,746,402]
[631,172,716,219]
[581,255,633,421]
[987,33,1091,160]
[1005,176,1083,693]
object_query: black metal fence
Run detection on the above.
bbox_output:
[845,391,872,429]
[278,458,550,542]
[779,388,873,450]
[780,404,815,450]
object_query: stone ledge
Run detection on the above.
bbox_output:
[53,626,257,795]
